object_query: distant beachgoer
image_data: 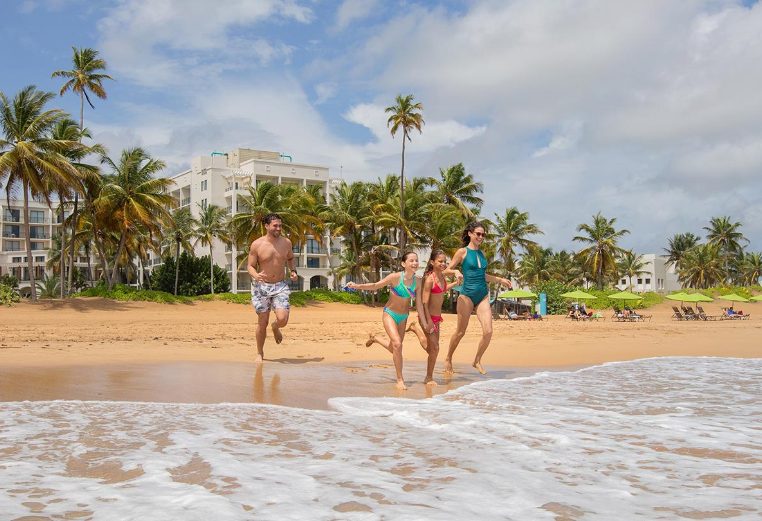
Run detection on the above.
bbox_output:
[444,221,512,375]
[247,213,298,363]
[346,252,420,390]
[408,249,451,386]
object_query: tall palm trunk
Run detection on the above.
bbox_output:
[399,132,407,252]
[92,229,109,286]
[67,194,79,295]
[59,205,66,298]
[109,231,127,289]
[174,238,181,296]
[209,244,214,294]
[22,180,37,301]
[84,242,93,287]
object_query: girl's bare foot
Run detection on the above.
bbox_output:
[424,378,438,386]
[365,334,376,347]
[472,361,487,375]
[396,380,408,390]
[443,360,454,375]
[255,354,264,363]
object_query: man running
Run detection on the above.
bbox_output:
[247,213,298,363]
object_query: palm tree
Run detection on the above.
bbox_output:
[98,147,173,289]
[429,163,484,220]
[518,246,552,286]
[738,252,762,286]
[704,216,748,282]
[0,86,82,301]
[194,203,230,294]
[548,250,584,286]
[573,212,629,289]
[322,181,371,282]
[36,274,61,299]
[385,94,424,251]
[664,232,700,273]
[617,250,648,290]
[161,207,195,295]
[679,243,724,289]
[52,47,113,294]
[494,207,543,279]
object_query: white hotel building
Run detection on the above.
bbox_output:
[615,253,681,293]
[152,147,341,293]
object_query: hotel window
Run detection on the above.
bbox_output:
[201,179,208,191]
[201,198,208,210]
[12,256,21,263]
[7,241,21,251]
[620,279,626,285]
[30,210,45,223]
[645,278,651,285]
[3,209,20,221]
[637,278,643,285]
[35,256,44,262]
[306,257,320,268]
[306,239,321,254]
[292,243,301,253]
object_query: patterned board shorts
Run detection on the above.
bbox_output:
[251,280,291,313]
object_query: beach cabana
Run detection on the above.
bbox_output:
[608,291,650,321]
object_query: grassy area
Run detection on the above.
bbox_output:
[76,286,364,306]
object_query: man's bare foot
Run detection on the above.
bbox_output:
[443,360,454,375]
[396,380,408,390]
[255,354,264,363]
[271,322,283,344]
[472,361,487,375]
[365,334,376,347]
[424,378,438,386]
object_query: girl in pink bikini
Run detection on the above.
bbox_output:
[412,249,451,386]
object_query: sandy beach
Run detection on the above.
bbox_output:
[1,298,759,407]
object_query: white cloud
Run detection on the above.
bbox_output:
[335,0,379,31]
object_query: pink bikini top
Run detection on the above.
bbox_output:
[430,274,447,294]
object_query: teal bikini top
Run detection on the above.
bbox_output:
[391,272,416,298]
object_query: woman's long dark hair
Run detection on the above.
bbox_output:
[461,221,485,247]
[424,249,446,279]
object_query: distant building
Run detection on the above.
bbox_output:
[0,200,96,295]
[615,254,680,293]
[152,148,341,293]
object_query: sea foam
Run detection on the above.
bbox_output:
[1,357,760,520]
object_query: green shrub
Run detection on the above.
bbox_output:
[531,280,572,315]
[152,252,230,296]
[0,274,18,288]
[0,283,20,306]
[76,284,193,303]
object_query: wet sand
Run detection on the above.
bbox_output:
[1,298,759,408]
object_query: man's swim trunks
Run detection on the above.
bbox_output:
[251,281,291,313]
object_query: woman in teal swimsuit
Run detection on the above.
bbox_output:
[444,222,511,375]
[346,252,422,390]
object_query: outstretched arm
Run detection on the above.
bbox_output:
[347,273,395,292]
[486,273,512,287]
[443,248,466,282]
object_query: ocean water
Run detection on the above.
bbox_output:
[0,357,760,520]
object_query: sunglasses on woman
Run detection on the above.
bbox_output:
[473,231,485,237]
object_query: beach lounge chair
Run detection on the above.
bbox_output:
[696,305,720,321]
[683,306,701,320]
[671,306,686,321]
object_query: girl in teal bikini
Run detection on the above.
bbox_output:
[444,222,511,375]
[346,252,424,390]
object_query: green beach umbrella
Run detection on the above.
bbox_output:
[665,292,690,302]
[718,293,749,303]
[750,295,762,302]
[666,292,713,303]
[607,290,642,301]
[498,289,537,299]
[560,290,597,300]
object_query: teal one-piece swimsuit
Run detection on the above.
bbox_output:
[461,247,489,305]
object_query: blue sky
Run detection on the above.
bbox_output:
[2,0,762,254]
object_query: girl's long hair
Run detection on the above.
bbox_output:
[461,221,485,247]
[424,249,446,279]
